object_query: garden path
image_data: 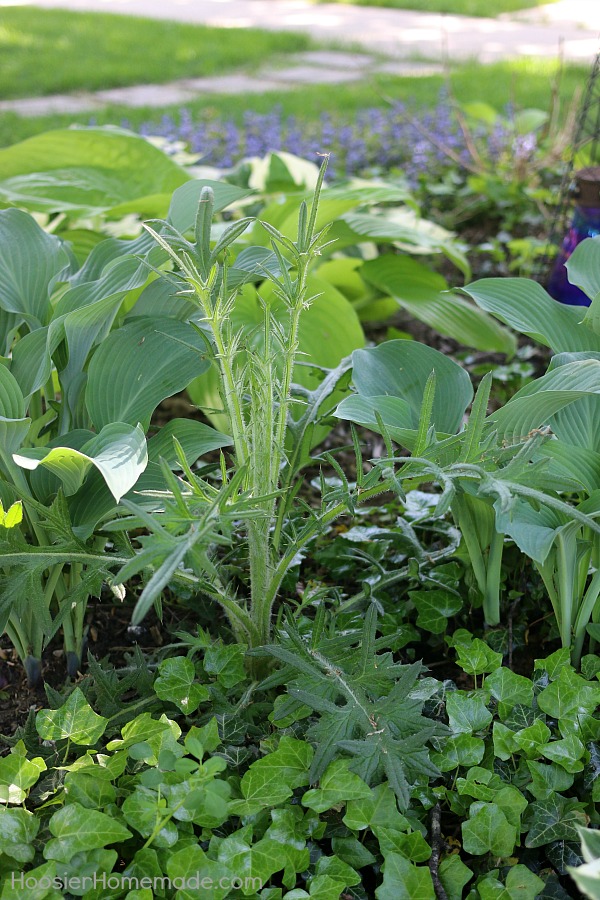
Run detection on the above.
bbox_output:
[1,0,599,117]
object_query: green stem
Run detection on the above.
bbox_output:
[572,566,600,666]
[484,529,504,627]
[556,533,575,650]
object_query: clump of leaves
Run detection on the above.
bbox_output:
[257,605,444,810]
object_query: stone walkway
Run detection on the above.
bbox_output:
[1,0,598,117]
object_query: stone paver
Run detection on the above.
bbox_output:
[1,0,598,118]
[8,0,600,63]
[260,65,361,84]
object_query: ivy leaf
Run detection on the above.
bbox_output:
[203,643,247,688]
[439,855,473,900]
[540,733,587,773]
[526,761,574,800]
[525,796,588,848]
[343,782,409,832]
[44,802,132,862]
[409,589,462,634]
[231,769,293,816]
[121,786,178,848]
[0,807,39,863]
[461,802,517,858]
[35,688,107,745]
[243,736,313,791]
[430,734,485,771]
[375,852,435,900]
[0,752,46,804]
[154,657,209,714]
[167,843,233,900]
[453,637,503,677]
[446,691,493,734]
[485,668,534,717]
[302,759,371,813]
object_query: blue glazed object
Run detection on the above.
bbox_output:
[547,168,600,306]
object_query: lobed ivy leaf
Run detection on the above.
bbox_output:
[525,795,588,848]
[44,802,132,862]
[35,688,108,746]
[375,852,435,900]
[153,657,209,715]
[461,802,517,858]
[446,691,493,735]
[409,588,462,634]
[0,807,39,863]
[302,759,371,814]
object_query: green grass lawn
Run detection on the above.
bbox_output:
[0,58,584,150]
[318,0,557,15]
[0,6,314,100]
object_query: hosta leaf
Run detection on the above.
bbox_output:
[0,126,190,216]
[86,316,210,430]
[0,364,29,454]
[0,209,69,327]
[489,359,600,443]
[460,277,600,353]
[35,688,108,745]
[361,255,514,353]
[338,339,472,437]
[168,179,254,233]
[14,422,148,502]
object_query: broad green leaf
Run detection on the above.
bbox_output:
[167,844,234,900]
[216,826,291,893]
[338,339,472,438]
[527,761,574,800]
[10,326,54,399]
[452,636,502,677]
[566,237,600,307]
[538,671,600,719]
[203,643,247,688]
[525,795,587,847]
[147,419,231,467]
[244,736,313,792]
[375,853,435,900]
[462,802,517,857]
[343,782,409,831]
[0,807,39,863]
[15,422,148,503]
[0,500,23,529]
[489,359,600,443]
[0,209,69,328]
[439,855,473,900]
[121,786,178,848]
[409,589,462,634]
[0,126,190,216]
[234,768,293,814]
[446,691,493,734]
[485,668,533,715]
[86,316,210,430]
[44,802,132,863]
[0,752,46,804]
[540,733,587,773]
[35,688,108,745]
[168,179,255,233]
[430,734,485,772]
[0,363,30,454]
[361,255,515,353]
[302,760,371,813]
[63,770,117,810]
[460,277,600,353]
[106,713,170,752]
[153,657,209,714]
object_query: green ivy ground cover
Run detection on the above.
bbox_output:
[0,127,598,899]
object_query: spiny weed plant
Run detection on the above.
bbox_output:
[115,159,392,652]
